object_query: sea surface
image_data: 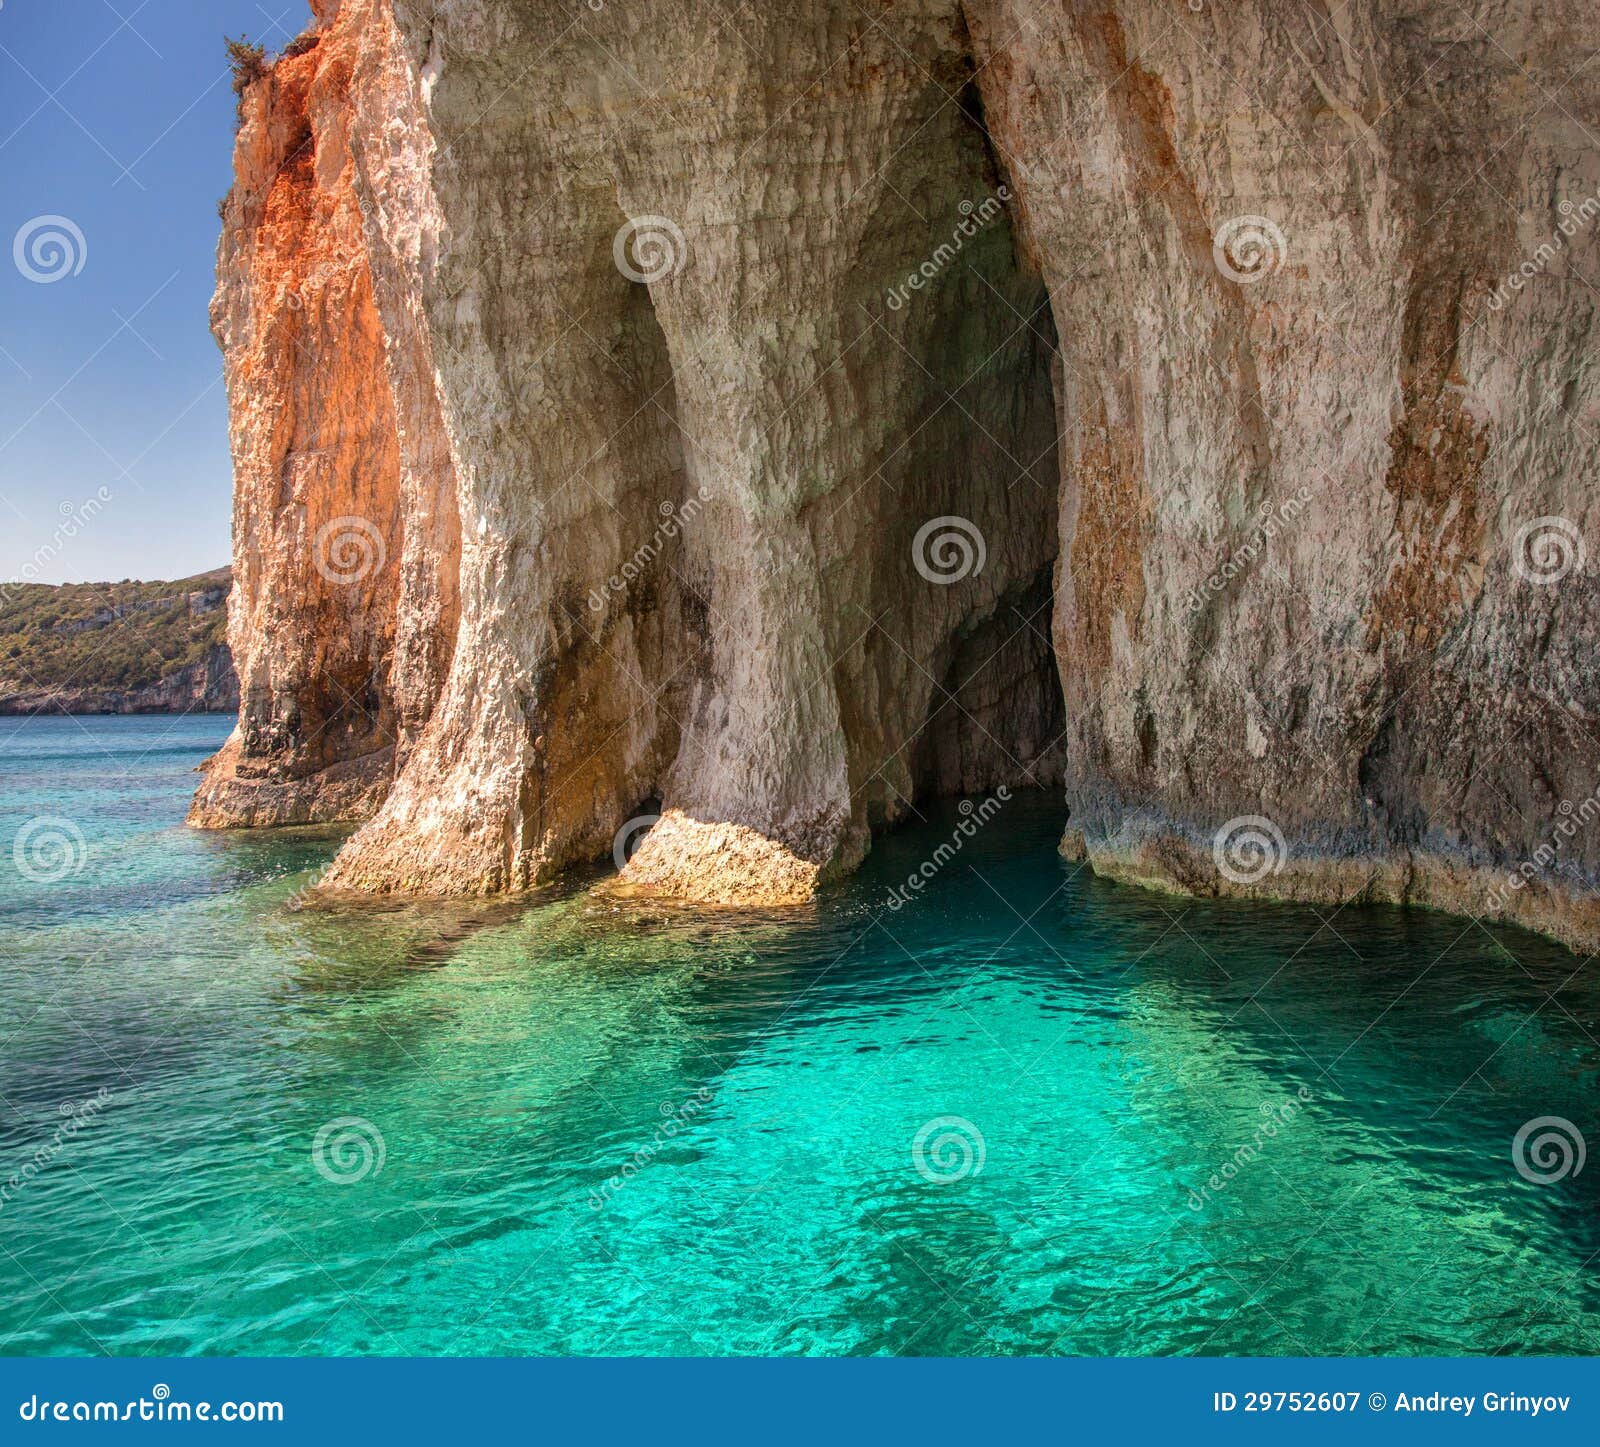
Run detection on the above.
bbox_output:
[1,714,1597,1356]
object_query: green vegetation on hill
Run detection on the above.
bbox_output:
[0,568,231,695]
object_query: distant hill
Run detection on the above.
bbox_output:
[0,568,239,716]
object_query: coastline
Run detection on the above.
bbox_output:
[1062,816,1600,958]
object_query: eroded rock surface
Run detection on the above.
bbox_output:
[199,0,1600,949]
[969,0,1600,950]
[191,5,458,827]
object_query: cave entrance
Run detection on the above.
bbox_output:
[890,142,1067,808]
[912,565,1067,800]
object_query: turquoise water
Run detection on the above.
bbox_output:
[1,714,1597,1356]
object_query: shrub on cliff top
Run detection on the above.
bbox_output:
[226,36,269,116]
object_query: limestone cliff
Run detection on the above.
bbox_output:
[191,5,459,827]
[196,0,1600,950]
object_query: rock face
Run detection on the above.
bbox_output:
[967,0,1600,952]
[0,645,238,717]
[0,570,238,715]
[191,4,459,827]
[198,0,1600,950]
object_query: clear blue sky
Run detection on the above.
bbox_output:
[1,0,314,585]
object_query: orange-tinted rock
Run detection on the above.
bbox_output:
[191,15,458,827]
